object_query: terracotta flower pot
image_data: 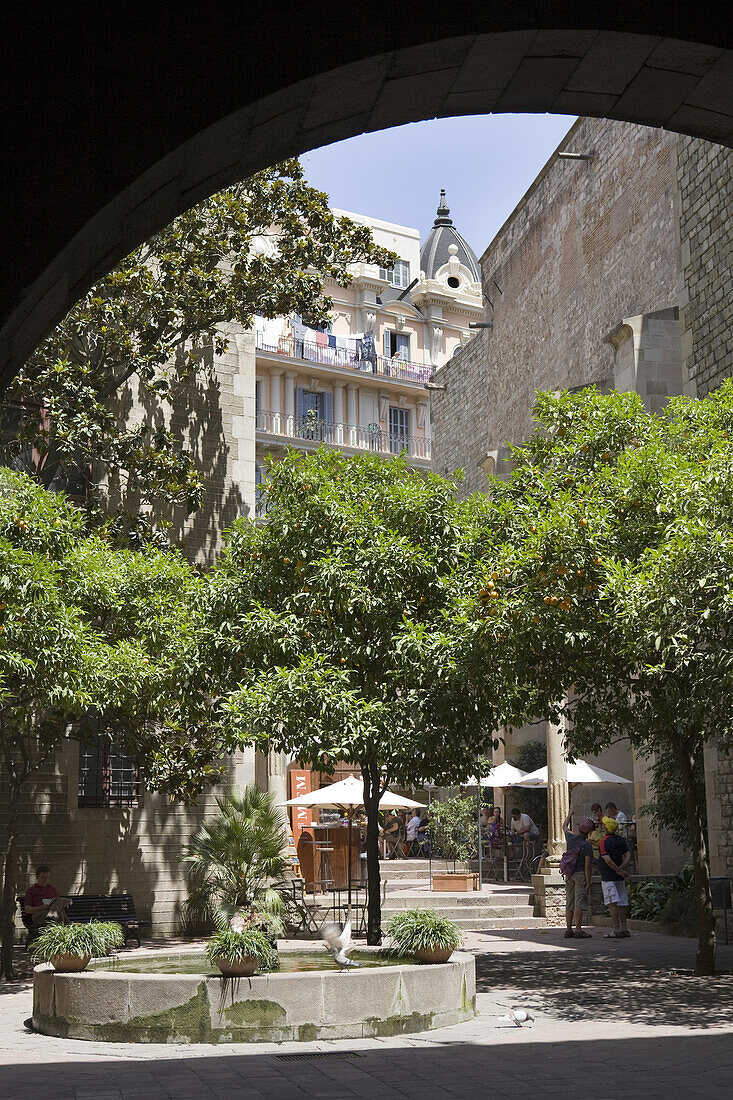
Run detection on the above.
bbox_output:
[50,953,92,973]
[214,956,257,977]
[415,946,453,964]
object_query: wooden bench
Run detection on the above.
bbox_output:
[17,892,147,947]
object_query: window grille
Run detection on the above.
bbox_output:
[78,732,138,807]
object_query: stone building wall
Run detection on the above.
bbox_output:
[108,324,257,566]
[431,117,681,492]
[2,746,262,936]
[677,138,733,398]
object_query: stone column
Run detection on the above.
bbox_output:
[270,368,282,434]
[333,382,344,445]
[283,371,296,436]
[346,383,358,447]
[546,715,569,869]
[531,713,569,926]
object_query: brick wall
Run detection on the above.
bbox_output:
[431,118,680,493]
[677,137,733,397]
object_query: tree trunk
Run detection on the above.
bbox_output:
[1,792,20,981]
[361,759,382,946]
[669,732,716,975]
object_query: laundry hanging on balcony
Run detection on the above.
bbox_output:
[254,315,286,349]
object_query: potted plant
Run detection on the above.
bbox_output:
[429,795,478,891]
[385,909,463,964]
[31,921,124,972]
[206,913,278,977]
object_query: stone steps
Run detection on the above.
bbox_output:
[383,892,532,909]
[382,913,546,930]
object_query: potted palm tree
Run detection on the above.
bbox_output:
[206,913,278,977]
[31,921,124,972]
[385,909,463,964]
[182,787,292,931]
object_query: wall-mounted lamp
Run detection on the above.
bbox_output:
[469,322,494,329]
[424,381,447,391]
[557,152,595,161]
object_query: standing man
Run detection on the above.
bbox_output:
[598,817,631,938]
[561,809,594,938]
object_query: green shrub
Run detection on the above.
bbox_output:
[628,863,696,926]
[31,921,124,961]
[205,926,277,971]
[385,909,463,955]
[429,796,477,870]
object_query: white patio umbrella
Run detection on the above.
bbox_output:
[282,775,425,907]
[513,760,632,787]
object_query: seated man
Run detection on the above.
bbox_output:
[605,801,627,825]
[416,811,431,856]
[405,808,422,855]
[24,865,68,929]
[508,808,540,855]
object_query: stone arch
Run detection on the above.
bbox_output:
[2,10,733,381]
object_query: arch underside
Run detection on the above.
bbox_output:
[3,10,733,382]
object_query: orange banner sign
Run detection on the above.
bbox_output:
[290,769,313,846]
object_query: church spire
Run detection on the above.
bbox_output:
[434,189,453,226]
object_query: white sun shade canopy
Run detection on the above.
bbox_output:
[463,763,528,788]
[281,774,425,811]
[514,760,633,788]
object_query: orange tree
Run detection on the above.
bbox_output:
[465,384,733,975]
[196,449,502,943]
[0,469,215,979]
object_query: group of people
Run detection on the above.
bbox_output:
[480,805,540,860]
[380,808,431,857]
[562,801,632,939]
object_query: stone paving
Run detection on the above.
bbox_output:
[1,929,732,1098]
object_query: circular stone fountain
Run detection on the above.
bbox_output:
[32,946,476,1043]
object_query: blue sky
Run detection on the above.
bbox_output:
[302,114,576,259]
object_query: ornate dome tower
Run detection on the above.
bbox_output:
[419,190,481,293]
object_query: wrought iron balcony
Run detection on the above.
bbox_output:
[255,333,433,385]
[256,410,431,460]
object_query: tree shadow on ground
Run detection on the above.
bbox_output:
[473,929,733,1029]
[2,1033,733,1099]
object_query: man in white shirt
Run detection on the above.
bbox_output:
[405,809,421,855]
[509,808,540,855]
[605,802,627,824]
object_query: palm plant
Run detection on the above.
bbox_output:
[181,787,291,930]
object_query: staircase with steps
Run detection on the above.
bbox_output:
[379,859,546,930]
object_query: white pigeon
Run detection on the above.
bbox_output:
[498,1009,534,1028]
[320,919,361,969]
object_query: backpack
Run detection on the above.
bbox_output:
[559,845,582,880]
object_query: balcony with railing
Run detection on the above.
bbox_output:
[255,333,434,385]
[255,410,431,461]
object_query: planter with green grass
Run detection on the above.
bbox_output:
[385,909,463,964]
[31,921,124,972]
[206,925,277,977]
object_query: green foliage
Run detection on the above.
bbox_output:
[3,160,395,541]
[385,909,463,954]
[31,920,124,961]
[468,381,733,970]
[628,864,696,927]
[181,788,291,930]
[429,796,477,871]
[205,449,499,789]
[196,449,501,941]
[205,926,277,971]
[638,743,707,849]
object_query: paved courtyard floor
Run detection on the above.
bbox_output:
[1,928,732,1099]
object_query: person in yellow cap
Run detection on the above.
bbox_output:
[598,816,631,937]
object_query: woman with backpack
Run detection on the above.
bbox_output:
[560,808,595,938]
